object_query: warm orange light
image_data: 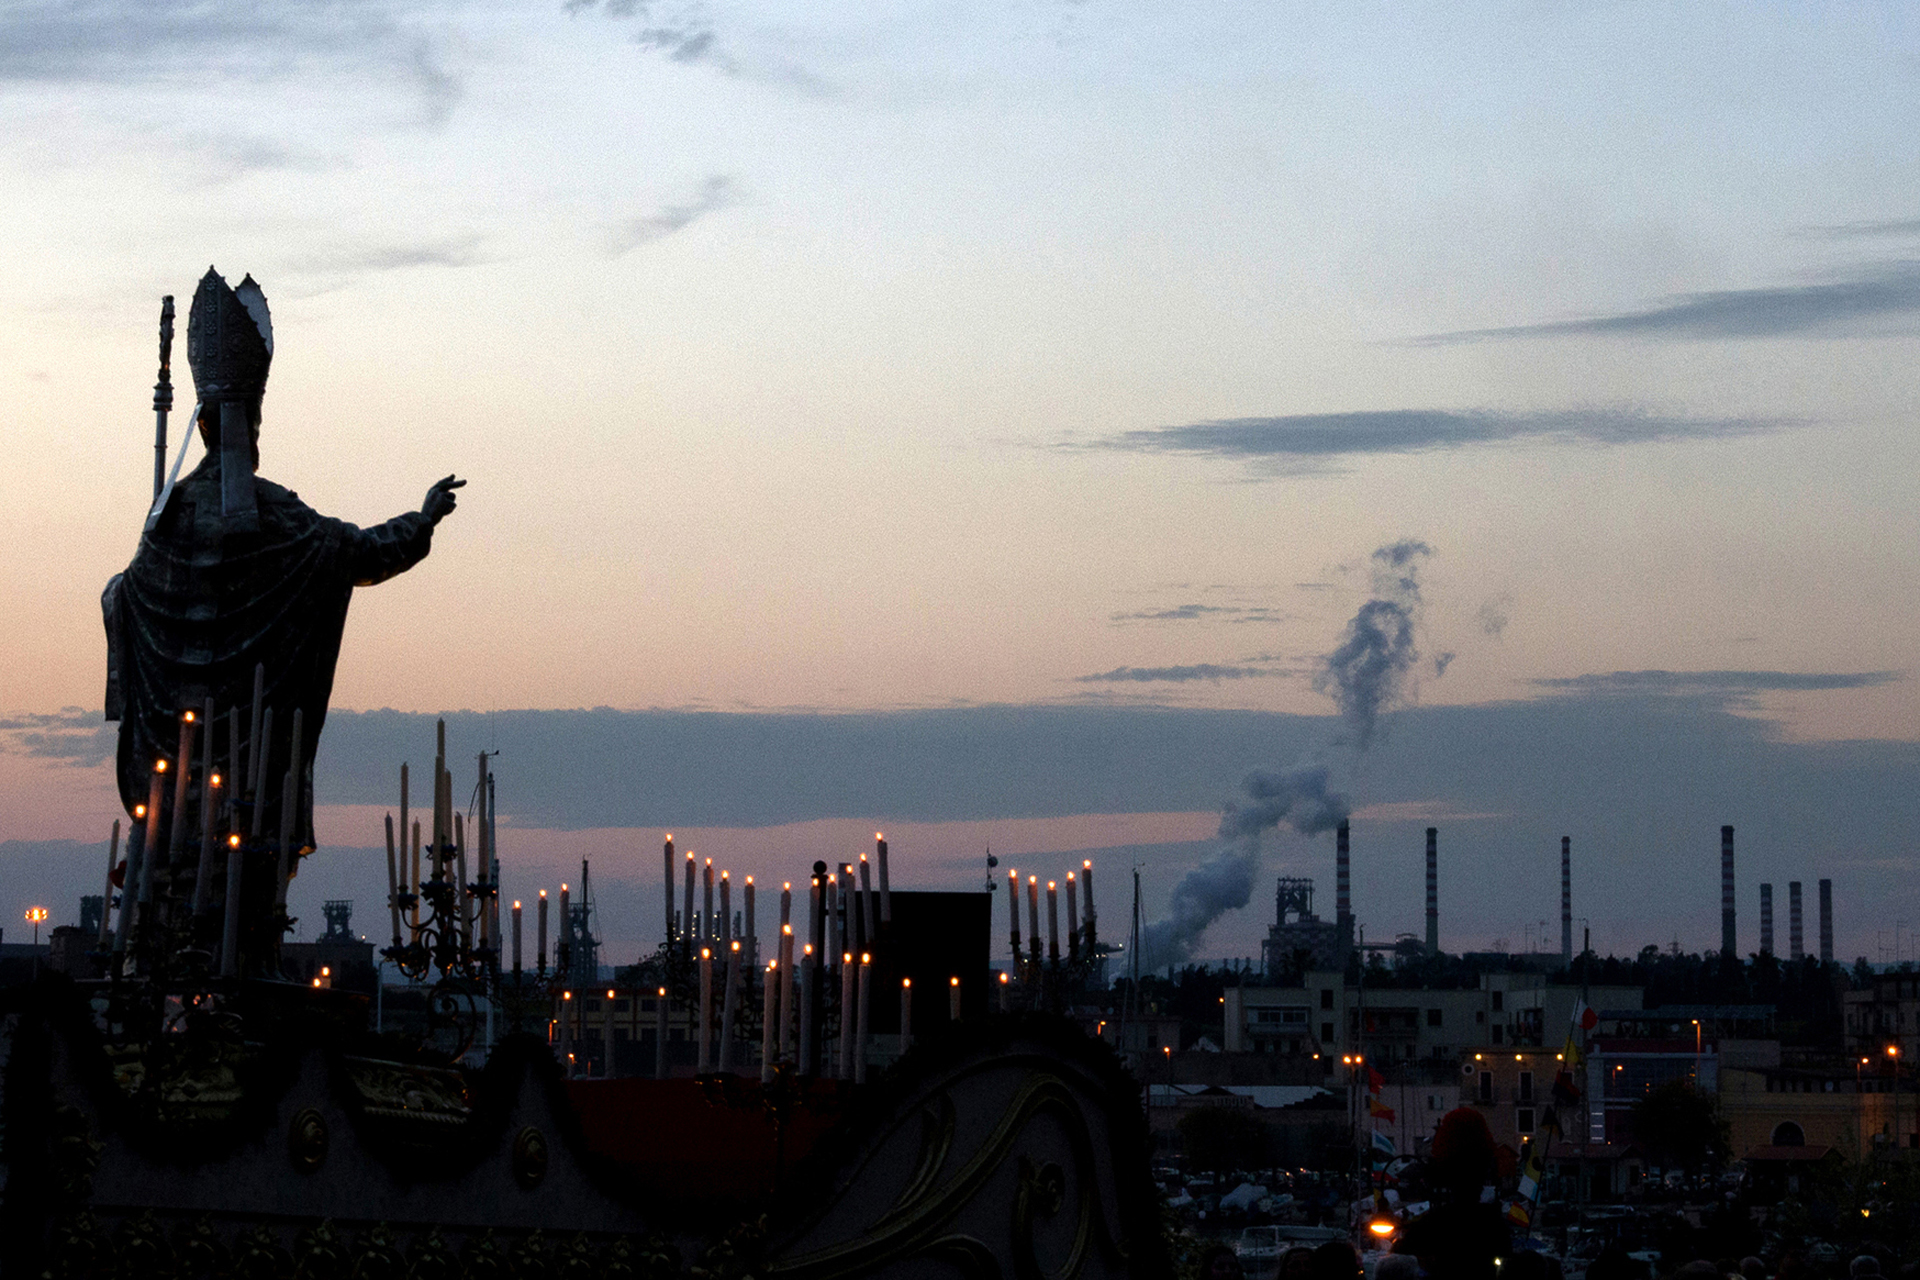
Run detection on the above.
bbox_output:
[320,966,330,977]
[563,991,572,1000]
[783,923,793,936]
[1368,1220,1396,1238]
[311,978,321,988]
[782,881,790,890]
[1889,1045,1901,1058]
[861,852,868,863]
[903,977,911,988]
[1083,859,1091,869]
[539,889,547,899]
[745,876,753,885]
[155,759,168,773]
[1028,875,1036,885]
[876,832,884,840]
[803,944,813,956]
[843,952,852,964]
[1048,880,1056,890]
[228,835,241,848]
[720,870,728,880]
[210,773,222,788]
[999,972,1009,984]
[666,833,673,841]
[700,948,710,960]
[513,900,521,909]
[950,976,959,986]
[1067,872,1075,882]
[731,941,740,952]
[561,882,569,892]
[657,986,667,997]
[24,908,48,925]
[861,953,871,965]
[606,989,615,999]
[134,804,147,818]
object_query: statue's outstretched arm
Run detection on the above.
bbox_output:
[344,476,463,587]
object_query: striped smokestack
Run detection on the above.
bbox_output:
[1425,827,1438,955]
[1336,819,1353,962]
[1720,825,1736,957]
[1788,881,1803,961]
[1336,820,1351,919]
[1819,879,1834,965]
[1560,836,1572,965]
[1759,883,1774,956]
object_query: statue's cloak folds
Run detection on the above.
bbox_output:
[104,454,432,845]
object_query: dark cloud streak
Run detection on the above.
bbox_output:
[1085,408,1788,468]
[1418,261,1920,343]
[1534,670,1901,696]
[607,175,738,255]
[1075,664,1281,684]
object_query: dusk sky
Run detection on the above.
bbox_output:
[2,2,1916,967]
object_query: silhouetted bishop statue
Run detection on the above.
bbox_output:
[103,267,461,960]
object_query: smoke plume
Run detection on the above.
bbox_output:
[1140,763,1352,971]
[1315,539,1434,747]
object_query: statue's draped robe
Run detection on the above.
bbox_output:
[104,454,432,850]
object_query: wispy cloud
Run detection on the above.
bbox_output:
[0,709,117,767]
[1082,407,1787,471]
[1789,217,1920,241]
[291,236,486,276]
[1417,261,1920,343]
[1534,669,1901,697]
[566,0,728,70]
[1109,603,1290,625]
[0,1,464,126]
[1075,664,1283,684]
[606,175,739,256]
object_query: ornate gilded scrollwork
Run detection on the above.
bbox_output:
[767,1068,1122,1279]
[511,1125,550,1190]
[287,1106,330,1172]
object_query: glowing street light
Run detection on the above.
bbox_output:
[24,907,48,946]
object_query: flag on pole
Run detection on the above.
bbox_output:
[1372,1129,1397,1157]
[1367,1095,1396,1122]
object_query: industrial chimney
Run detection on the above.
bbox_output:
[1819,879,1834,965]
[1759,883,1774,956]
[1720,826,1736,957]
[1335,819,1354,962]
[1788,881,1804,961]
[1560,836,1572,965]
[1425,827,1439,955]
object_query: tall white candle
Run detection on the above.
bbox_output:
[663,835,676,944]
[1047,880,1059,963]
[513,900,523,974]
[744,876,757,968]
[719,940,741,1074]
[900,977,912,1053]
[855,953,871,1084]
[777,923,796,1062]
[876,833,891,923]
[537,890,548,976]
[797,945,814,1075]
[838,950,855,1080]
[1065,871,1079,963]
[762,961,778,1084]
[950,975,961,1021]
[698,947,713,1074]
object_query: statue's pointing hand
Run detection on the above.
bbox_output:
[422,475,466,525]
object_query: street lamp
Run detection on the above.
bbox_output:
[24,907,48,946]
